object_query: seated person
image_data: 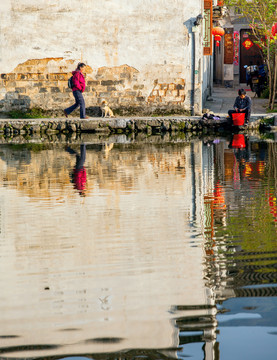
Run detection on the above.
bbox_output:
[228,88,252,123]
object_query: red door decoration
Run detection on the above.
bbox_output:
[242,39,254,50]
[233,31,239,66]
[212,27,225,47]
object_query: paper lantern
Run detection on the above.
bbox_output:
[212,27,225,47]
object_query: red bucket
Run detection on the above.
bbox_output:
[232,112,245,126]
[231,134,246,148]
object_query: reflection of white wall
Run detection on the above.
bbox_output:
[0,143,215,357]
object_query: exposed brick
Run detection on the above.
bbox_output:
[99,92,111,97]
[133,84,144,90]
[15,87,26,93]
[176,78,185,85]
[51,87,61,93]
[147,96,155,103]
[7,74,15,81]
[168,83,176,90]
[126,91,137,96]
[87,80,100,86]
[101,80,124,86]
[101,80,114,86]
[6,81,16,87]
[107,86,117,91]
[27,73,39,80]
[120,72,130,79]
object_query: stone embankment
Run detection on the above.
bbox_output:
[0,116,263,136]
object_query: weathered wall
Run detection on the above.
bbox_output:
[0,0,207,115]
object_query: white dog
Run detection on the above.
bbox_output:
[101,100,114,118]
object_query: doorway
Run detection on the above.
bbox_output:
[239,29,263,83]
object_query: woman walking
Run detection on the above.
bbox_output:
[64,62,88,119]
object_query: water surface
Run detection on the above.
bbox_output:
[0,134,276,359]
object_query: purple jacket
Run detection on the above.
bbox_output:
[72,70,86,92]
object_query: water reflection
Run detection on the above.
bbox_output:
[66,144,87,196]
[0,134,275,359]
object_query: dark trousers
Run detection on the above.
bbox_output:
[65,90,86,118]
[228,109,251,122]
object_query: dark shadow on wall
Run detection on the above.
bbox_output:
[0,91,31,118]
[86,106,102,117]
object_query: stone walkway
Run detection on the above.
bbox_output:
[204,84,273,120]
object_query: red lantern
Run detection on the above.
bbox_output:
[212,27,225,47]
[272,23,277,36]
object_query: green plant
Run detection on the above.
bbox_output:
[8,107,48,119]
[261,87,270,99]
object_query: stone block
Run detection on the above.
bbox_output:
[39,88,48,93]
[159,90,166,97]
[168,83,176,90]
[87,80,100,86]
[179,89,186,96]
[51,87,61,93]
[6,81,16,87]
[105,119,127,129]
[147,119,161,127]
[15,87,26,93]
[107,86,117,92]
[79,120,99,131]
[133,84,144,90]
[176,78,185,85]
[101,80,115,86]
[172,90,179,97]
[160,83,168,90]
[126,91,137,97]
[27,73,39,80]
[135,120,148,131]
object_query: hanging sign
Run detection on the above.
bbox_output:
[203,0,213,55]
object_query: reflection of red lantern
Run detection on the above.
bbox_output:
[272,23,277,36]
[218,0,224,5]
[212,27,225,47]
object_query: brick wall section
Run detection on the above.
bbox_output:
[0,58,187,114]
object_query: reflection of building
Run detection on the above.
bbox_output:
[0,141,218,359]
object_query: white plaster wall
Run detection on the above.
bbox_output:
[0,0,207,112]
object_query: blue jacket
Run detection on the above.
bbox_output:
[234,96,252,110]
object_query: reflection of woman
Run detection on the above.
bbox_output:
[66,144,87,196]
